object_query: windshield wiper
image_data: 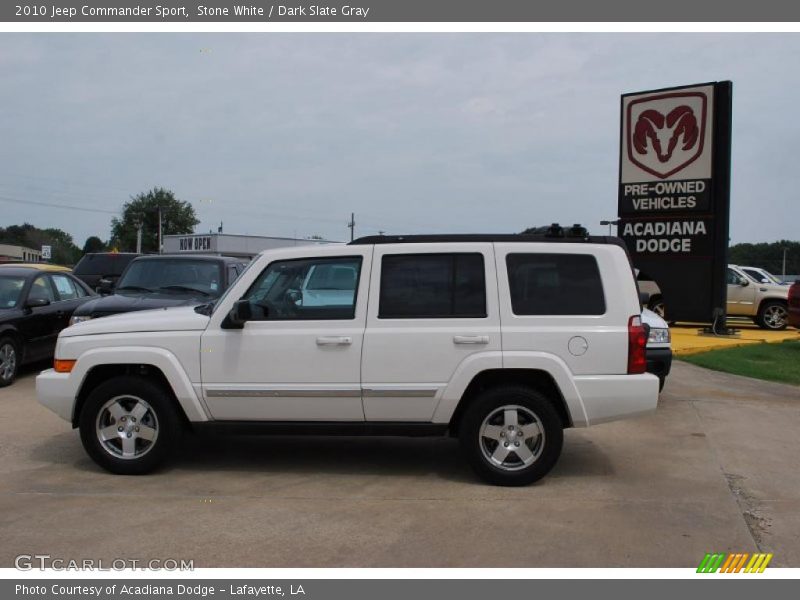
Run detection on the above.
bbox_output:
[116,285,154,293]
[158,285,213,297]
[194,301,215,316]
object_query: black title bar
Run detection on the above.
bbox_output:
[4,1,800,22]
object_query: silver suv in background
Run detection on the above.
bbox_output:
[727,264,790,330]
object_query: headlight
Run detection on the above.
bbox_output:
[69,315,92,326]
[648,327,670,344]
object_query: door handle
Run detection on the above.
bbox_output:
[453,335,489,345]
[316,336,353,346]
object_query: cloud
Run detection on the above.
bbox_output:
[0,33,797,244]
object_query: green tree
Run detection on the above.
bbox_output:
[82,236,106,255]
[729,240,800,277]
[0,223,81,265]
[109,188,199,253]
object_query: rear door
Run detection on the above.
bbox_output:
[50,273,90,330]
[361,243,501,421]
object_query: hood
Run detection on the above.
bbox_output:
[752,282,790,295]
[74,291,209,318]
[62,305,209,337]
[641,307,668,329]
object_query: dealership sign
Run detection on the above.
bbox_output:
[618,82,732,323]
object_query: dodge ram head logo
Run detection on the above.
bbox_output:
[626,91,708,179]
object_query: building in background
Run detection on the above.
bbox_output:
[0,244,41,263]
[162,233,340,260]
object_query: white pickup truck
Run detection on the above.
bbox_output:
[38,234,659,486]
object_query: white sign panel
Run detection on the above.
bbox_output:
[620,84,714,184]
[41,245,51,260]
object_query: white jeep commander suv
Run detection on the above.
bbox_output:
[37,233,659,486]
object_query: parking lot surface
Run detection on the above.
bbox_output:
[1,362,798,568]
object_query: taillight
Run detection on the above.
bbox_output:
[627,315,647,374]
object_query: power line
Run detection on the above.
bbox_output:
[0,195,117,215]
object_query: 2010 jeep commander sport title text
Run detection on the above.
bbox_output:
[37,234,658,486]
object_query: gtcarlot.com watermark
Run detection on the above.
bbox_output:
[15,554,194,571]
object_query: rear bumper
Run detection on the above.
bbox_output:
[646,346,673,380]
[36,369,77,423]
[573,373,659,426]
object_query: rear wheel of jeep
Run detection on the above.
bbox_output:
[79,376,182,475]
[756,300,788,330]
[459,385,563,486]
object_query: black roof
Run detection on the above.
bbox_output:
[131,254,245,264]
[349,234,622,246]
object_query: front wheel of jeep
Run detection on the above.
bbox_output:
[79,376,182,475]
[459,385,564,486]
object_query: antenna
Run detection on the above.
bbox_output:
[347,212,356,242]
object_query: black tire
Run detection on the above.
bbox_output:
[79,376,182,475]
[756,300,788,330]
[658,376,665,393]
[0,335,20,388]
[459,385,563,486]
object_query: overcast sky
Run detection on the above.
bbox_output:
[0,33,797,246]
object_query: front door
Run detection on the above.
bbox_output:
[18,275,60,361]
[201,250,371,421]
[726,268,757,316]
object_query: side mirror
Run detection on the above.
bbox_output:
[26,297,50,309]
[223,299,254,329]
[97,278,114,295]
[739,278,750,287]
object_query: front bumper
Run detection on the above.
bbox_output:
[646,346,673,381]
[36,369,77,423]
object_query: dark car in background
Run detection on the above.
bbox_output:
[72,252,140,291]
[69,255,247,325]
[0,265,95,386]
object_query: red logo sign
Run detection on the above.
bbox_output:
[626,92,708,179]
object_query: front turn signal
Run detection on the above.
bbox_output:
[54,359,76,373]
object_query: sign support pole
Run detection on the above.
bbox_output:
[705,81,734,335]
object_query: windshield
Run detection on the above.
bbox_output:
[742,268,781,285]
[118,259,223,297]
[0,275,26,308]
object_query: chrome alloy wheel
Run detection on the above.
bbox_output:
[479,405,545,471]
[764,304,788,329]
[0,343,16,383]
[95,395,159,460]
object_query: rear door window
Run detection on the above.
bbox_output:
[51,274,80,300]
[379,253,486,319]
[506,253,605,315]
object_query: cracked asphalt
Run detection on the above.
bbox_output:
[0,361,797,567]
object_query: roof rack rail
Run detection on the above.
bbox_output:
[349,224,610,246]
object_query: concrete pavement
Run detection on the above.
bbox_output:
[0,362,797,567]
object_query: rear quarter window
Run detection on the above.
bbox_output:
[506,253,605,316]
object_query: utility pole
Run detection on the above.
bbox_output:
[135,222,143,254]
[347,212,355,242]
[783,247,788,278]
[157,206,163,254]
